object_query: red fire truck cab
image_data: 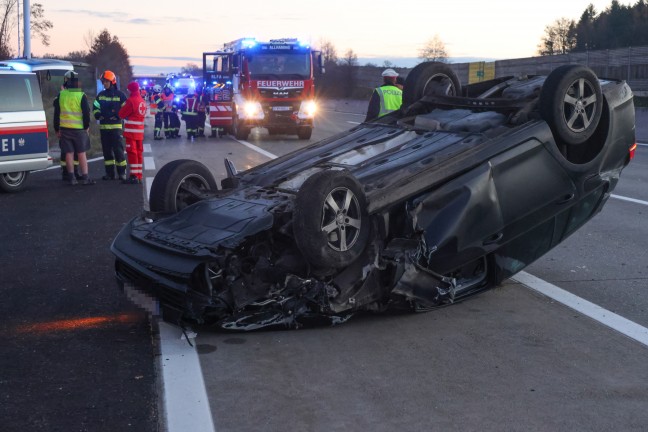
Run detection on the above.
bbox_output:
[203,38,322,140]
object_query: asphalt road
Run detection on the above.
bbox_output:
[2,103,647,432]
[0,164,157,431]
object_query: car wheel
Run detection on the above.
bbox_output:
[149,159,218,213]
[293,170,370,272]
[539,64,603,146]
[0,171,29,193]
[296,126,312,140]
[232,112,250,140]
[402,62,462,110]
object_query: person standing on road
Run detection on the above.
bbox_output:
[179,90,199,140]
[151,85,165,140]
[196,85,208,138]
[53,71,95,185]
[364,68,403,122]
[119,81,146,184]
[93,70,128,181]
[161,85,177,138]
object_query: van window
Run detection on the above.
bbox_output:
[0,75,43,112]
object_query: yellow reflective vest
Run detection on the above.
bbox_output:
[376,85,403,117]
[59,89,85,129]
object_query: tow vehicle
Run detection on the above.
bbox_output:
[202,38,323,140]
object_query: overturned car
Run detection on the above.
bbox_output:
[111,63,636,331]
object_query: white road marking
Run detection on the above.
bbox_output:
[144,156,155,171]
[611,194,648,206]
[158,322,216,432]
[144,143,152,153]
[235,139,279,159]
[637,142,647,147]
[347,121,361,125]
[513,271,648,348]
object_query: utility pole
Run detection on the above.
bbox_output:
[23,0,31,58]
[17,0,20,57]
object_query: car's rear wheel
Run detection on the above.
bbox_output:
[293,170,370,272]
[149,159,218,213]
[0,171,29,193]
[402,62,462,111]
[539,64,603,146]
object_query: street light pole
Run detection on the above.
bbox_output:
[23,0,31,58]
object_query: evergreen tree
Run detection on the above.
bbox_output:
[86,29,133,88]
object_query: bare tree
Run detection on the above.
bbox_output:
[318,38,338,65]
[0,1,52,58]
[181,62,202,76]
[419,34,448,62]
[538,17,577,55]
[83,29,96,51]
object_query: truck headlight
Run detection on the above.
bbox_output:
[243,101,262,117]
[298,100,317,118]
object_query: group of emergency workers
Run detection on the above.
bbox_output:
[148,83,209,140]
[55,69,147,185]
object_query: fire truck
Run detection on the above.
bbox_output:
[202,38,322,140]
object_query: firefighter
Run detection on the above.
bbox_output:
[151,85,165,140]
[119,81,146,184]
[93,70,128,180]
[161,85,178,138]
[179,89,199,139]
[364,68,403,122]
[196,84,208,137]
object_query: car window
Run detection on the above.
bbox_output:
[0,74,43,112]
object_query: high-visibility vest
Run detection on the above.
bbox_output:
[376,85,403,117]
[161,92,174,112]
[150,94,160,114]
[59,89,85,129]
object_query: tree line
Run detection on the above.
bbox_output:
[539,0,648,55]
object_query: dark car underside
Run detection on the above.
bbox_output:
[112,63,636,331]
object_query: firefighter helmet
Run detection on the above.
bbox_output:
[381,68,399,77]
[153,84,162,93]
[101,70,117,85]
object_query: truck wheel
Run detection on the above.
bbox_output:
[293,170,370,273]
[402,62,462,111]
[539,64,603,146]
[0,171,29,193]
[297,126,312,140]
[149,159,218,213]
[232,114,250,140]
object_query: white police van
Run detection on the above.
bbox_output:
[0,58,74,192]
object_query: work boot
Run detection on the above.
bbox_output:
[68,174,78,185]
[118,174,127,181]
[122,176,141,185]
[81,175,96,185]
[102,175,115,180]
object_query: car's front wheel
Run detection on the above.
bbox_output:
[0,171,29,193]
[539,64,603,146]
[293,170,370,273]
[149,159,218,213]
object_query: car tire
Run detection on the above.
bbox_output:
[0,171,29,193]
[293,170,370,272]
[296,126,312,140]
[149,159,218,213]
[402,62,462,111]
[539,64,603,146]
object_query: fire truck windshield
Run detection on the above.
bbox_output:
[248,53,311,78]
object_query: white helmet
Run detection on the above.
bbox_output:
[381,68,398,77]
[153,84,162,93]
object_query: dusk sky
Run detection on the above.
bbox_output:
[30,0,625,74]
